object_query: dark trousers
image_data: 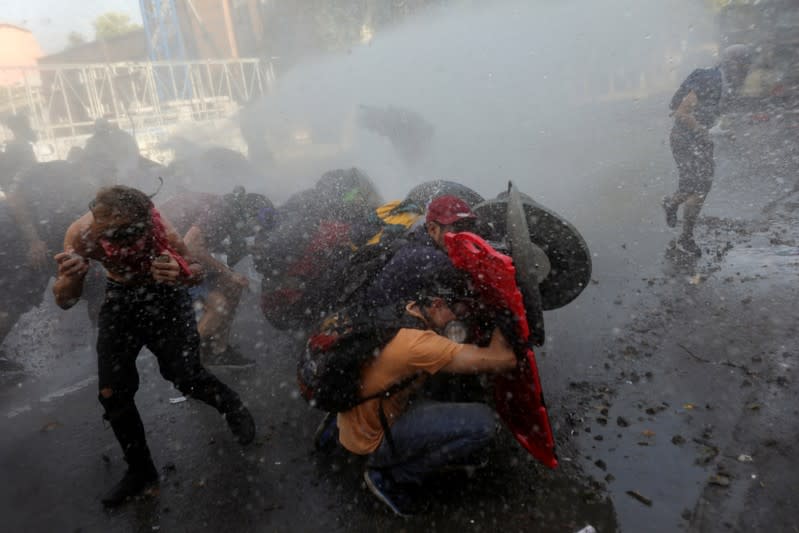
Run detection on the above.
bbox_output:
[367,401,497,485]
[96,280,242,469]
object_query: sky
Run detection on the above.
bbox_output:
[4,0,141,53]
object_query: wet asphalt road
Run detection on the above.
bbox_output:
[0,285,618,533]
[1,113,798,532]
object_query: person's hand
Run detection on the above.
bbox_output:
[55,249,89,279]
[28,239,48,270]
[230,271,250,289]
[489,327,511,350]
[151,253,181,283]
[489,326,519,371]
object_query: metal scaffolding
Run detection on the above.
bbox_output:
[0,58,275,154]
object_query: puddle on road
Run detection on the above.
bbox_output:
[575,230,799,532]
[723,244,799,269]
[714,242,799,296]
[573,390,711,533]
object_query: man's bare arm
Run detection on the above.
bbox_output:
[184,226,232,274]
[674,90,703,132]
[442,328,517,374]
[160,216,205,286]
[183,225,249,290]
[53,219,90,309]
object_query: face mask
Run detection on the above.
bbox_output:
[443,320,469,343]
[104,222,148,244]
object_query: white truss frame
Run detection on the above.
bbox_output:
[0,58,275,142]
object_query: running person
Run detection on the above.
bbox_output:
[662,44,752,255]
[53,185,256,507]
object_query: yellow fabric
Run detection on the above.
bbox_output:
[375,199,403,220]
[365,200,421,245]
[337,328,463,455]
[365,229,385,246]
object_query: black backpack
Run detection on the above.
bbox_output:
[297,304,426,413]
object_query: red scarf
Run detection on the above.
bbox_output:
[99,207,193,278]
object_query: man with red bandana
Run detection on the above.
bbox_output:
[53,185,255,507]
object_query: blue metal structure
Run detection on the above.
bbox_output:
[140,0,188,62]
[139,0,191,99]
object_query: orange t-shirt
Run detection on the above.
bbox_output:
[337,328,464,455]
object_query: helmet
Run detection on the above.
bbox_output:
[316,168,382,208]
[243,192,277,231]
[225,186,276,232]
[310,168,382,223]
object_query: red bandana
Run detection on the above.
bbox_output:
[99,207,193,278]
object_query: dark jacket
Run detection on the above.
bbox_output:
[362,226,453,308]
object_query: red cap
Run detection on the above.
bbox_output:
[426,195,477,225]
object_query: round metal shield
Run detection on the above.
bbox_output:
[473,191,592,310]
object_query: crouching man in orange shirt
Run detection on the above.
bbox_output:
[337,274,516,517]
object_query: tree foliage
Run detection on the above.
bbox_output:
[93,12,142,40]
[261,0,446,67]
[306,0,441,51]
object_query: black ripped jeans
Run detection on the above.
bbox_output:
[96,280,243,470]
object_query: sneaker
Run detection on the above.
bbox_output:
[662,197,678,228]
[363,468,426,517]
[676,237,702,257]
[204,346,255,369]
[225,405,256,445]
[313,412,339,453]
[101,463,159,508]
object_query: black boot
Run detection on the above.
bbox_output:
[99,394,158,507]
[225,404,256,445]
[170,368,255,444]
[102,460,159,507]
